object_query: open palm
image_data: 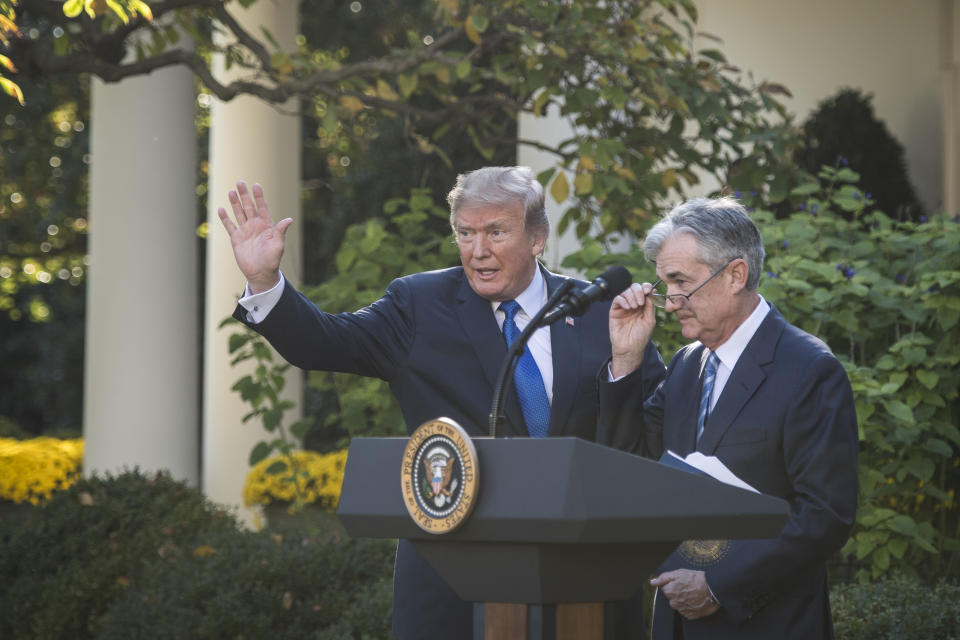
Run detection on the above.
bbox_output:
[217,181,292,293]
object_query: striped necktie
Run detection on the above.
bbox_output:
[697,351,720,443]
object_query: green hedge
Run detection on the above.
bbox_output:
[831,576,960,639]
[0,470,394,640]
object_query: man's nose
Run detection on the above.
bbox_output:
[474,233,492,256]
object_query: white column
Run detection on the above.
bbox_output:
[943,0,960,215]
[203,0,301,525]
[84,60,198,483]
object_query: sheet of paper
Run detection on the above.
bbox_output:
[665,450,760,493]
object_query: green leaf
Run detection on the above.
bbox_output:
[291,418,313,439]
[265,460,288,475]
[397,73,418,98]
[923,437,953,457]
[470,14,489,32]
[887,538,908,559]
[873,545,890,571]
[789,182,820,196]
[883,400,914,424]
[249,441,273,466]
[915,369,939,389]
[903,456,936,483]
[228,332,254,354]
[886,514,917,536]
[263,407,283,431]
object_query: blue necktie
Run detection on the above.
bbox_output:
[499,300,550,438]
[697,351,720,443]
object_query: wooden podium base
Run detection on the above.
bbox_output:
[475,602,615,640]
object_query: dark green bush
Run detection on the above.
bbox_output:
[0,469,238,639]
[0,469,395,640]
[96,514,394,639]
[831,577,960,639]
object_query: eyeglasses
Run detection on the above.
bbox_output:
[649,258,738,309]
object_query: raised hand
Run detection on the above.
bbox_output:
[217,181,293,294]
[608,282,658,378]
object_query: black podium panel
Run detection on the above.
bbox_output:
[337,436,788,603]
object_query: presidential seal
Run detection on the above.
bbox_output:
[676,539,733,568]
[400,417,479,534]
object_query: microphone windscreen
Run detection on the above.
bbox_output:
[599,265,632,298]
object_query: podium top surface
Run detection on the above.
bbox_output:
[337,436,789,543]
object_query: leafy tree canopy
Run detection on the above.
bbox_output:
[2,0,802,241]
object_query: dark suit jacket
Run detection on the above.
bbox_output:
[236,265,663,640]
[598,304,858,640]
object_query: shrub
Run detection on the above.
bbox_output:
[96,514,394,640]
[0,469,237,640]
[0,468,396,640]
[831,576,960,639]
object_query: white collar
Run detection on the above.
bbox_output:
[489,265,547,319]
[713,294,770,371]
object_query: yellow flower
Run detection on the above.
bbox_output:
[243,449,348,512]
[0,437,84,505]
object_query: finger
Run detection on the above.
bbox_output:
[236,181,256,221]
[252,183,273,222]
[650,572,675,587]
[228,188,247,224]
[276,217,293,239]
[217,207,237,235]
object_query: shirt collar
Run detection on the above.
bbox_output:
[490,265,547,319]
[713,294,770,371]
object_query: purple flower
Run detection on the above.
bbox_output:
[852,191,860,200]
[841,157,849,166]
[765,271,778,279]
[843,266,856,279]
[734,190,743,199]
[748,207,755,213]
[836,263,843,271]
[749,190,758,197]
[895,274,906,284]
[865,192,872,200]
[782,240,789,249]
[798,203,806,211]
[919,215,928,223]
[811,204,819,214]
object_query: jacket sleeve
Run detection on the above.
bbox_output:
[232,277,415,381]
[596,341,668,457]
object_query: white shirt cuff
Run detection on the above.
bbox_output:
[238,273,286,324]
[607,361,628,383]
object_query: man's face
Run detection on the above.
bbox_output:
[655,233,739,349]
[454,204,545,302]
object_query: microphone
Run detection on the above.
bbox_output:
[541,265,632,325]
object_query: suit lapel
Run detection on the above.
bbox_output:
[697,307,786,454]
[545,270,580,436]
[671,348,705,455]
[453,274,526,437]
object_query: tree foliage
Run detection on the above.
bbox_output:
[4,0,800,239]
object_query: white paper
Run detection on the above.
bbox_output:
[666,450,760,493]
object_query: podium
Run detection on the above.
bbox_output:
[337,436,788,639]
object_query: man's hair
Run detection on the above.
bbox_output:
[643,197,766,291]
[447,166,549,238]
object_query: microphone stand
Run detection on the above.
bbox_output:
[487,280,575,438]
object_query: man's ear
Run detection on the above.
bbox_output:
[530,228,547,257]
[729,258,750,293]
